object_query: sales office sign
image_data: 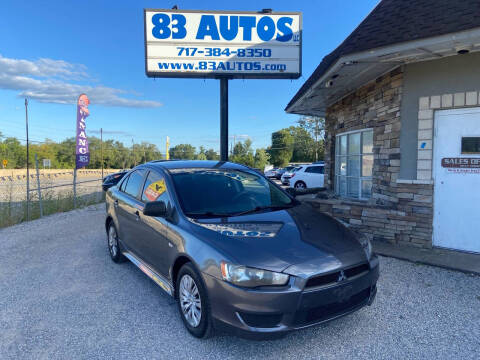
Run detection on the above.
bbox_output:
[144,9,302,79]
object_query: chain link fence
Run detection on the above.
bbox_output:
[0,168,119,228]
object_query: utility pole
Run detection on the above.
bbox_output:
[100,127,104,179]
[315,118,319,162]
[25,98,30,221]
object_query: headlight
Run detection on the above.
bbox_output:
[358,235,373,260]
[220,261,289,287]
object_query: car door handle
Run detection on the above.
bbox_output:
[135,210,140,221]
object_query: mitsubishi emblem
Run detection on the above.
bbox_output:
[337,270,347,282]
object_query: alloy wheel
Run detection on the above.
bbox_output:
[295,182,306,189]
[179,274,202,327]
[108,225,118,257]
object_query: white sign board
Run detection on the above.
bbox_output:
[144,9,302,79]
[43,159,51,168]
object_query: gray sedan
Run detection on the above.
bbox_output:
[105,160,379,339]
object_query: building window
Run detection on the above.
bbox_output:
[335,129,373,199]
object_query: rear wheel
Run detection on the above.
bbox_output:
[294,181,307,189]
[176,263,214,338]
[107,222,125,263]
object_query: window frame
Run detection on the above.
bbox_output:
[335,128,373,200]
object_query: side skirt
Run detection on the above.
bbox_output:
[123,251,174,297]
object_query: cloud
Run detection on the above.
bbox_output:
[0,54,89,80]
[0,54,162,108]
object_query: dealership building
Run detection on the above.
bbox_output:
[286,0,480,255]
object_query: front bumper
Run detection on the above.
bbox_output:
[203,255,379,339]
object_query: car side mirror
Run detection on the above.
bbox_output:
[143,201,167,217]
[285,188,296,197]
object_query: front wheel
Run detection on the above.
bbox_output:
[176,263,214,338]
[294,181,307,189]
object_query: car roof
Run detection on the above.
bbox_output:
[138,160,250,173]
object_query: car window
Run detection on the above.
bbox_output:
[119,173,130,192]
[123,170,145,198]
[170,168,293,217]
[305,166,324,174]
[141,171,171,207]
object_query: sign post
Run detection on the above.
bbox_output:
[144,9,302,161]
[219,77,229,161]
[166,136,170,160]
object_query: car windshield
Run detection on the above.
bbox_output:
[170,168,295,218]
[292,167,302,172]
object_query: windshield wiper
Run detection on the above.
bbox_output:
[231,204,295,216]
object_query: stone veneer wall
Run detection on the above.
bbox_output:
[309,67,434,248]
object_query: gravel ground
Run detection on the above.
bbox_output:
[0,205,479,360]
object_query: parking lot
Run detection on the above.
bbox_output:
[0,204,479,360]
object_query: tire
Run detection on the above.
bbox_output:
[294,181,307,189]
[176,263,214,339]
[107,222,126,263]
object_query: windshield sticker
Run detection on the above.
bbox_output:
[144,179,166,201]
[195,222,283,238]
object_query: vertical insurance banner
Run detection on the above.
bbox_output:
[75,94,90,169]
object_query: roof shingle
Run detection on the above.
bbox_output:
[286,0,480,110]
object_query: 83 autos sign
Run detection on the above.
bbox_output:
[144,9,301,79]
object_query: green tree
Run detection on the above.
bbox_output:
[268,129,293,167]
[288,126,315,162]
[230,139,255,167]
[195,146,207,160]
[170,144,196,160]
[297,116,325,161]
[205,148,219,160]
[254,148,270,170]
[56,137,76,168]
[2,137,27,168]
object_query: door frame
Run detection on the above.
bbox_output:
[432,106,480,253]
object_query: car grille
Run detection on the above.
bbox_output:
[305,263,370,289]
[293,287,371,326]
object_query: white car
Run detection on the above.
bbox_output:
[281,166,302,185]
[289,164,325,189]
[264,168,278,178]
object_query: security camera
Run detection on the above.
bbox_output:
[455,45,471,54]
[325,80,334,88]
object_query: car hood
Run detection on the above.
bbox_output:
[187,203,367,278]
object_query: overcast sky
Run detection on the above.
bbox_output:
[0,0,378,151]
